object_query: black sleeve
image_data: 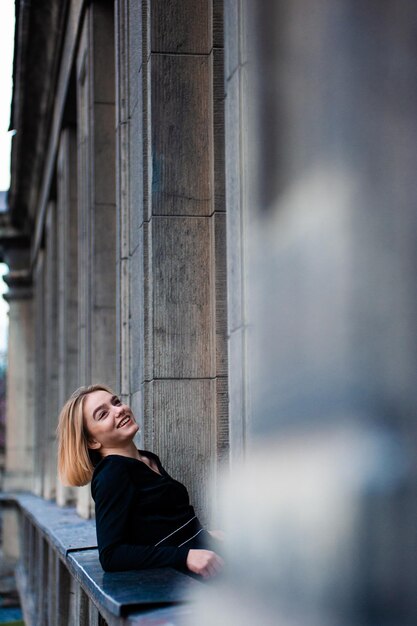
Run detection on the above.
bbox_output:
[92,460,190,572]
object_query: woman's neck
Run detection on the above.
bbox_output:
[100,441,140,460]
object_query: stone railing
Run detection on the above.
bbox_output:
[1,494,201,626]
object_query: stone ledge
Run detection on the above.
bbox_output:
[67,549,200,617]
[0,492,97,558]
[1,493,202,624]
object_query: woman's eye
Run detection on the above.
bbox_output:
[114,398,121,406]
[98,411,108,420]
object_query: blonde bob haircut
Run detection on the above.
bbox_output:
[57,384,114,487]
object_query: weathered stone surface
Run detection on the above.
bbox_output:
[128,0,142,118]
[129,241,144,392]
[147,378,215,523]
[227,327,246,464]
[225,70,243,334]
[44,202,59,501]
[4,297,35,495]
[213,49,225,213]
[213,0,224,49]
[129,97,144,251]
[143,220,153,383]
[33,253,46,498]
[94,103,116,205]
[92,2,115,103]
[76,3,117,405]
[152,216,213,379]
[224,0,239,79]
[93,203,117,308]
[151,54,212,216]
[151,0,211,54]
[215,376,229,468]
[68,550,201,617]
[57,128,79,406]
[213,212,228,376]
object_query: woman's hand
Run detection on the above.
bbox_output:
[186,549,224,578]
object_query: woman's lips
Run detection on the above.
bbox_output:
[117,416,131,428]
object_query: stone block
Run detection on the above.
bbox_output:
[227,326,246,465]
[148,378,215,524]
[151,0,211,54]
[151,54,212,216]
[92,2,115,104]
[91,307,117,389]
[152,216,213,378]
[213,49,225,213]
[93,103,116,206]
[213,212,228,376]
[216,375,229,466]
[93,202,116,308]
[213,0,224,49]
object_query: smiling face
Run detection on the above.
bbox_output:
[82,390,139,454]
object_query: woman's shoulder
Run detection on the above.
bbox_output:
[92,454,134,489]
[92,450,159,483]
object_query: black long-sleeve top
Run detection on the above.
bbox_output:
[91,451,210,572]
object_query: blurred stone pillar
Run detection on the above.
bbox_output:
[1,241,34,558]
[195,1,417,624]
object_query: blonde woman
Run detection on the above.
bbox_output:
[57,384,223,578]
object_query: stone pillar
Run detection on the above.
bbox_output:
[121,0,228,523]
[30,201,59,501]
[56,126,78,506]
[76,0,116,517]
[43,202,59,500]
[196,1,417,624]
[33,251,45,497]
[3,258,34,493]
[2,245,34,559]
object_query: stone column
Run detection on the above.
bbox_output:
[1,244,34,558]
[200,1,417,624]
[43,202,59,500]
[3,260,34,492]
[131,0,228,523]
[56,126,78,506]
[76,0,116,517]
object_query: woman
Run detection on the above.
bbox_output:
[57,384,223,579]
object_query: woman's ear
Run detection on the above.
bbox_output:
[87,437,101,450]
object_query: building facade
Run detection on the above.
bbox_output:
[2,0,417,624]
[5,0,232,523]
